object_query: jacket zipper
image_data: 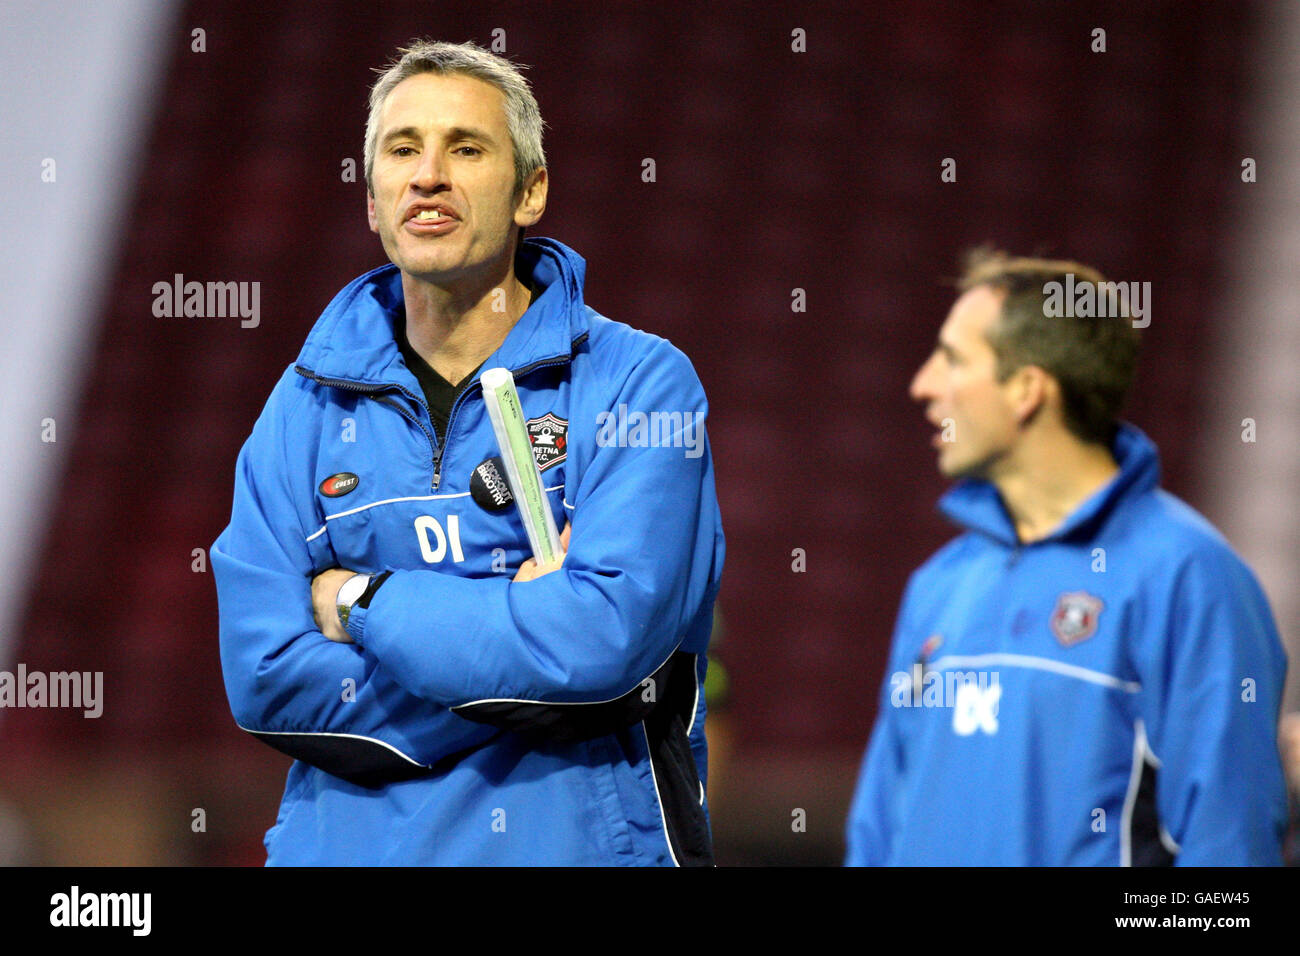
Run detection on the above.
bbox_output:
[431,345,583,490]
[372,394,440,487]
[295,367,440,487]
[433,384,475,490]
[297,334,585,491]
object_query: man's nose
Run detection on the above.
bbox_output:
[909,354,937,402]
[411,148,448,191]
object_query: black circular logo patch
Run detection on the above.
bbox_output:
[470,457,514,512]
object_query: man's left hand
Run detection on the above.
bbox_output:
[513,523,572,582]
[311,567,357,643]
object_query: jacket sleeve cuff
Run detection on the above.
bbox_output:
[344,570,393,647]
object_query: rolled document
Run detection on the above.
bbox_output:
[479,367,563,565]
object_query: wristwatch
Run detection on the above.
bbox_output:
[335,572,374,630]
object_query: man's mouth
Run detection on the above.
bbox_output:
[926,415,947,448]
[404,206,460,235]
[405,202,458,221]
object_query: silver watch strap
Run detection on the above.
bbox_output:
[336,573,372,629]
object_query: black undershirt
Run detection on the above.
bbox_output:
[396,316,483,446]
[363,284,535,611]
[395,281,535,444]
[357,320,477,616]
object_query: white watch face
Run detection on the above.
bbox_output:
[337,573,371,610]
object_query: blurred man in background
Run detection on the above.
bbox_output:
[213,40,723,865]
[1281,712,1300,864]
[846,250,1288,865]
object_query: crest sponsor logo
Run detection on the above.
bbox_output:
[919,634,943,661]
[319,472,360,498]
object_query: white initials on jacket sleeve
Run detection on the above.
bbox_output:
[413,514,466,564]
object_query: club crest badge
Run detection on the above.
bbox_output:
[1050,591,1104,646]
[527,412,568,472]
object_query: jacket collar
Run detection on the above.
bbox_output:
[937,422,1161,547]
[295,237,591,387]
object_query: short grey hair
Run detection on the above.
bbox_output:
[364,39,546,197]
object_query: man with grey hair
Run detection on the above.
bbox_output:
[214,40,725,866]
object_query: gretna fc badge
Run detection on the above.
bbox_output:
[526,413,568,472]
[1050,591,1104,646]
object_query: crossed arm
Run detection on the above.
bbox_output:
[310,523,572,643]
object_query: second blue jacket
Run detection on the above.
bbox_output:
[846,424,1287,866]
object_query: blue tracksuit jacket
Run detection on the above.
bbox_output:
[213,238,724,865]
[846,424,1288,865]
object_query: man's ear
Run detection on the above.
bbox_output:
[367,190,378,234]
[514,167,548,228]
[1010,365,1052,427]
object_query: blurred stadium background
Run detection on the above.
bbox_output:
[1,0,1296,865]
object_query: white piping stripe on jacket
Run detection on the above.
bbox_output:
[641,721,680,867]
[927,653,1141,694]
[454,645,680,708]
[236,724,425,766]
[304,484,565,543]
[1120,719,1169,866]
[1124,727,1181,857]
[685,653,700,736]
